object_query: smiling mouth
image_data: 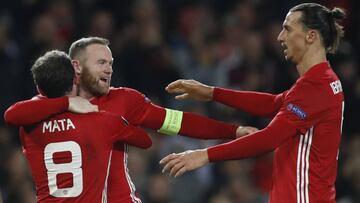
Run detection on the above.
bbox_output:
[99,77,110,85]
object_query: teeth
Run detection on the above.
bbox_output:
[100,78,108,83]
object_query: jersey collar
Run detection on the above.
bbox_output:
[300,61,330,80]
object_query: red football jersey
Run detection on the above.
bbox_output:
[20,112,151,203]
[270,62,344,203]
[91,88,152,203]
[208,62,344,203]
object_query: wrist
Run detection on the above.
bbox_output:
[201,149,209,164]
[208,86,214,101]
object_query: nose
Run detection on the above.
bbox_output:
[277,30,284,42]
[105,64,113,74]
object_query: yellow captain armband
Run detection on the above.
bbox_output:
[158,108,183,136]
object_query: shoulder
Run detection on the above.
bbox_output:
[107,87,151,105]
[108,87,145,98]
[304,67,342,100]
[285,73,343,109]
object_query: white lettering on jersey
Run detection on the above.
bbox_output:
[330,80,343,95]
[42,119,76,133]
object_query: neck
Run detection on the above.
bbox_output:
[296,47,327,76]
[78,86,95,100]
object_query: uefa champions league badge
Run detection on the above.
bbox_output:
[287,103,307,120]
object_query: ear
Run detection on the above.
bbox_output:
[72,60,82,75]
[306,30,318,44]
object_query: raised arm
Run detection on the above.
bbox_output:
[166,79,284,117]
[213,88,284,117]
[4,96,98,126]
[206,116,296,160]
[129,102,243,140]
[160,116,297,177]
[4,97,69,126]
[113,87,257,140]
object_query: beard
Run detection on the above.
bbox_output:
[79,65,109,97]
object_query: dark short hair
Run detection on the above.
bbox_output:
[69,37,109,60]
[31,50,74,98]
[290,3,346,53]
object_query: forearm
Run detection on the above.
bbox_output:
[213,87,283,117]
[138,104,237,139]
[4,97,68,126]
[207,117,297,161]
[180,112,238,139]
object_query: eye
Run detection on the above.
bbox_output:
[98,60,106,65]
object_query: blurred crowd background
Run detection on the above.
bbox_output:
[0,0,359,203]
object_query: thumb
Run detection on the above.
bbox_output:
[175,93,189,100]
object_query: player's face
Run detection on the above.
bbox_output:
[277,11,308,64]
[79,44,113,97]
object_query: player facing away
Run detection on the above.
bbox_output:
[17,50,152,202]
[161,3,345,203]
[4,38,258,202]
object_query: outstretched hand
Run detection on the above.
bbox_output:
[68,96,98,113]
[159,149,209,178]
[236,126,259,138]
[165,79,214,102]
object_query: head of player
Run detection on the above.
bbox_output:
[69,37,113,99]
[277,3,345,71]
[31,50,75,98]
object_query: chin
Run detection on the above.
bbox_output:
[285,54,293,61]
[100,86,110,94]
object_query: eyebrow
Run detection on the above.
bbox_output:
[96,59,112,66]
[283,24,291,30]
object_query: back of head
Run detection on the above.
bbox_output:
[290,3,346,53]
[68,37,109,61]
[31,50,74,98]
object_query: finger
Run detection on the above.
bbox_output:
[181,80,194,86]
[247,127,259,133]
[169,161,185,177]
[166,80,184,90]
[166,88,185,94]
[174,166,187,178]
[162,158,182,174]
[175,93,189,100]
[159,153,178,165]
[245,129,255,134]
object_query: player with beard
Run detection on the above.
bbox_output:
[4,37,258,202]
[160,3,345,203]
[16,50,152,202]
